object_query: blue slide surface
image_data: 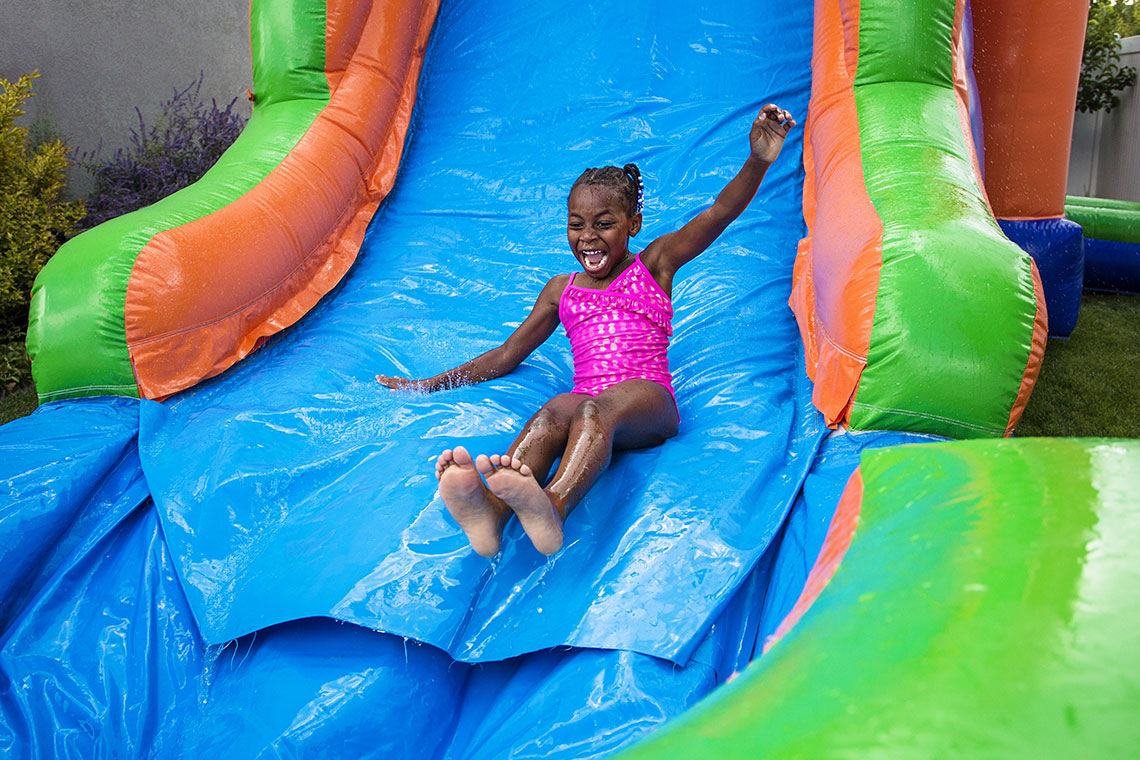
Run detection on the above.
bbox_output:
[0,1,938,756]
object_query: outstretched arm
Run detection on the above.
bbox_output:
[376,275,567,392]
[643,104,796,278]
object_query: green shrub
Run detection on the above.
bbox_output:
[1079,0,1139,113]
[0,72,85,386]
[1,331,32,391]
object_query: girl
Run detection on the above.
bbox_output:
[377,104,796,557]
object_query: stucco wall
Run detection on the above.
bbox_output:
[1,1,252,196]
[1068,35,1140,202]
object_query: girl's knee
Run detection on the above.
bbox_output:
[530,405,570,436]
[571,399,611,434]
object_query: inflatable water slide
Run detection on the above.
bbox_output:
[3,0,1137,757]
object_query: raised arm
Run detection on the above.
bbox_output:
[642,104,796,279]
[376,274,568,392]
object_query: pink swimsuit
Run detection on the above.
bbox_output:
[558,254,676,404]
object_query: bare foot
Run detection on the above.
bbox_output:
[437,446,507,558]
[481,453,564,555]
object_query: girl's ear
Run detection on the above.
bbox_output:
[629,213,642,237]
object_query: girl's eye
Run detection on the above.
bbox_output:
[597,222,613,229]
[568,222,583,230]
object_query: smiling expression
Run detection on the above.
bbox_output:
[567,185,642,280]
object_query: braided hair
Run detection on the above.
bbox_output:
[570,163,643,217]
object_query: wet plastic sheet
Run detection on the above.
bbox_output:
[2,0,829,754]
[1,401,728,757]
[0,487,789,760]
[0,398,142,631]
[139,0,819,663]
[0,407,923,758]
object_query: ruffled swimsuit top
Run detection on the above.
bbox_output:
[558,253,675,401]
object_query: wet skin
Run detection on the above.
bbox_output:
[437,184,679,556]
[381,104,797,556]
[435,380,677,557]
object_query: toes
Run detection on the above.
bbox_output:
[475,454,494,476]
[436,449,454,480]
[452,446,473,467]
[519,462,533,478]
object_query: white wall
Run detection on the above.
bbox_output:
[1068,35,1140,202]
[1,1,252,197]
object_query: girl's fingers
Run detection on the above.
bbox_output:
[376,374,411,389]
[758,105,795,125]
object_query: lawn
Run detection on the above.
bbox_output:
[2,292,1138,436]
[0,383,36,426]
[1016,292,1140,438]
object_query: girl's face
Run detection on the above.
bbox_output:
[567,185,642,279]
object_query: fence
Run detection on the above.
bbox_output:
[1068,35,1140,202]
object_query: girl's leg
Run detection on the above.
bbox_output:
[544,379,677,514]
[437,394,585,557]
[484,379,678,554]
[500,393,587,482]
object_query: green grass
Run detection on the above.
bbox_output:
[0,383,38,426]
[1017,292,1140,438]
[1,294,1137,435]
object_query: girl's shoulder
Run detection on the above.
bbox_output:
[536,273,573,307]
[638,236,670,276]
[545,272,572,293]
[635,241,676,297]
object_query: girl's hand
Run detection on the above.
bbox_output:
[376,374,426,391]
[750,104,796,164]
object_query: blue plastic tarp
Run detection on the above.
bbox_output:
[0,0,910,756]
[0,398,143,632]
[0,410,924,759]
[137,0,820,665]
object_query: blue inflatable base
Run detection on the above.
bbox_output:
[1083,237,1140,294]
[999,217,1084,337]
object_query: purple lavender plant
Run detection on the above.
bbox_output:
[78,73,247,230]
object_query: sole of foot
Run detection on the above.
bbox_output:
[481,453,564,555]
[437,446,504,558]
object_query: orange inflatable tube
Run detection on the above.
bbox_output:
[789,0,883,427]
[124,0,439,400]
[972,0,1089,221]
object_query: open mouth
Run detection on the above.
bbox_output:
[580,249,608,273]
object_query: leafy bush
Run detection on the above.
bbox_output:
[1079,0,1139,113]
[1093,0,1140,38]
[0,72,85,379]
[79,73,247,229]
[1,331,32,391]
